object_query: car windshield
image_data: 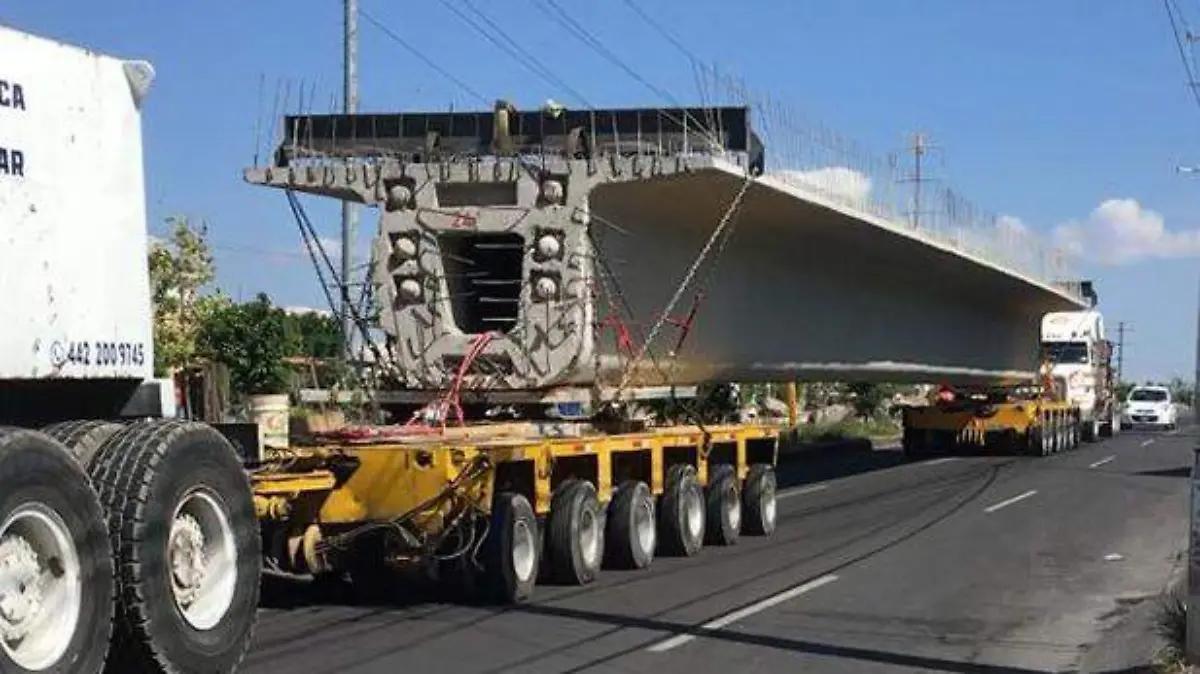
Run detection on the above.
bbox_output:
[1041,341,1089,365]
[1128,389,1169,403]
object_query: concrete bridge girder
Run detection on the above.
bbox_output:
[244,153,1086,403]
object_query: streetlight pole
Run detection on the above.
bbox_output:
[1178,166,1200,415]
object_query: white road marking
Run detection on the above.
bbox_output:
[983,490,1038,514]
[646,574,840,652]
[923,457,960,466]
[778,484,828,500]
[1089,456,1116,469]
[1140,439,1156,447]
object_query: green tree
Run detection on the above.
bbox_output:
[284,310,343,359]
[197,293,296,396]
[845,382,893,420]
[148,216,222,377]
[1167,376,1194,407]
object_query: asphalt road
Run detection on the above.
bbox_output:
[245,425,1193,674]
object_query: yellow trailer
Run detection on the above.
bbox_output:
[251,421,782,602]
[901,380,1081,459]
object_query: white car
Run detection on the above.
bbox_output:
[1120,385,1178,431]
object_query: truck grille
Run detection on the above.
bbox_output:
[438,232,524,334]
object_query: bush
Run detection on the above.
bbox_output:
[795,415,901,442]
[1155,587,1188,673]
[197,293,295,396]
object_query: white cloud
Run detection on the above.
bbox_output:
[996,215,1029,237]
[1052,198,1200,265]
[283,306,335,317]
[776,166,873,204]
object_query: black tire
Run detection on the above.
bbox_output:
[658,464,705,556]
[42,419,124,467]
[1023,425,1039,456]
[603,480,656,570]
[0,428,114,674]
[543,479,603,584]
[88,420,261,674]
[704,465,741,546]
[479,491,539,604]
[1081,417,1098,443]
[901,427,927,461]
[742,464,777,536]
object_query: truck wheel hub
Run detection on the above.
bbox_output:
[0,536,42,640]
[169,513,207,604]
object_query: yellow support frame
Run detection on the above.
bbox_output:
[251,423,782,529]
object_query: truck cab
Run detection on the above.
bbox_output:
[1039,310,1116,440]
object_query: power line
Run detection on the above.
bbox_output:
[358,6,489,105]
[1163,0,1200,113]
[527,0,720,146]
[439,0,593,108]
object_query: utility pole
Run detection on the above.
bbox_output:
[341,0,359,364]
[897,133,939,230]
[1115,321,1132,385]
[1195,272,1200,416]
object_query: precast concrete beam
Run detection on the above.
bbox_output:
[244,106,1087,404]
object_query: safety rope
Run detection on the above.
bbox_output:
[610,174,756,402]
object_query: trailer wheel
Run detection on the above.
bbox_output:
[543,479,603,585]
[480,491,539,603]
[603,480,656,570]
[0,429,113,674]
[742,464,778,536]
[704,465,741,546]
[901,427,926,461]
[41,419,124,467]
[88,420,260,673]
[1024,425,1043,457]
[658,464,705,556]
[1082,418,1098,443]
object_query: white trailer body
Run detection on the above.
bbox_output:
[0,25,154,381]
[0,24,260,674]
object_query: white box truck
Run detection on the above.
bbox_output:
[0,24,259,673]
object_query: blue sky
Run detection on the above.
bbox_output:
[5,1,1200,383]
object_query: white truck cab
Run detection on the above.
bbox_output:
[1121,385,1178,431]
[1040,309,1117,440]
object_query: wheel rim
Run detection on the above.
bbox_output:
[169,488,238,631]
[761,478,777,529]
[0,503,82,671]
[634,496,655,555]
[510,518,536,582]
[579,505,601,568]
[684,487,704,541]
[725,485,742,533]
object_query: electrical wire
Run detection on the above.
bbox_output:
[359,5,490,105]
[1164,0,1200,113]
[438,0,594,108]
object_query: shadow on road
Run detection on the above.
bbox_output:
[775,439,909,490]
[1134,466,1191,479]
[486,601,1050,674]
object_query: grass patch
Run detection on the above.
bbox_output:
[794,416,901,443]
[1154,587,1189,673]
